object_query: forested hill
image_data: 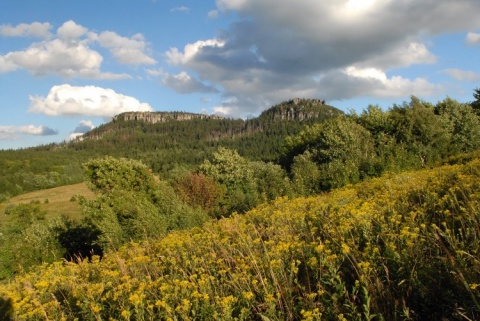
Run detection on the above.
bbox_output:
[0,99,342,200]
[79,98,341,143]
[69,98,343,170]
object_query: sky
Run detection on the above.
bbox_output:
[1,0,480,150]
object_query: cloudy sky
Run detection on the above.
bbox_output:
[1,0,480,149]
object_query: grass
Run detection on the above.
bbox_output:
[0,183,95,222]
[3,158,480,320]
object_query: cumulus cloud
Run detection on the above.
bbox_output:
[73,120,95,133]
[166,0,480,116]
[0,22,52,38]
[466,32,480,45]
[3,39,106,77]
[0,20,154,78]
[442,68,480,82]
[316,67,440,100]
[0,125,58,140]
[94,31,156,65]
[69,120,95,141]
[29,84,153,118]
[57,20,88,41]
[162,71,218,94]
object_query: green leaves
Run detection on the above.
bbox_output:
[82,157,208,250]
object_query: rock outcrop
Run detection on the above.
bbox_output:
[113,112,224,124]
[258,98,339,122]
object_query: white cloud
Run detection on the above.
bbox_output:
[95,31,156,65]
[0,22,52,38]
[162,71,218,94]
[29,84,153,118]
[4,39,103,77]
[170,6,190,13]
[57,20,88,41]
[0,20,153,77]
[0,125,58,140]
[165,0,480,117]
[73,120,95,133]
[0,56,18,73]
[336,66,439,99]
[466,32,480,45]
[442,68,480,82]
[69,120,95,141]
[145,68,165,77]
[1,37,130,79]
[166,39,225,65]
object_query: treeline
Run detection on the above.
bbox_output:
[282,95,480,194]
[0,149,87,202]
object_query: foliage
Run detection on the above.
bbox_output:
[0,99,341,201]
[81,157,208,250]
[0,202,66,279]
[173,172,223,216]
[283,116,379,192]
[435,97,480,153]
[2,155,480,320]
[199,148,259,216]
[471,87,480,114]
[0,150,86,199]
[283,95,480,193]
[83,156,157,196]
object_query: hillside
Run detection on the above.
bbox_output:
[1,95,480,319]
[2,154,480,320]
[73,98,343,167]
[0,99,342,201]
[0,183,94,222]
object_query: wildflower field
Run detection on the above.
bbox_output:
[1,155,480,320]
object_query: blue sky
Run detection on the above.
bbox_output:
[1,0,480,149]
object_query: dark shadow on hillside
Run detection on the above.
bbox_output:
[57,225,103,262]
[0,296,13,321]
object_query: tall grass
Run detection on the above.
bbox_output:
[1,157,480,320]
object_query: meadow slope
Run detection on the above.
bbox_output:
[1,156,480,320]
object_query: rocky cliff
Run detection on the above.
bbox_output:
[258,98,341,122]
[113,112,224,124]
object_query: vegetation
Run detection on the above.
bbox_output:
[0,99,340,200]
[1,92,480,320]
[2,153,480,320]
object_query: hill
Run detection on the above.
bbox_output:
[0,99,342,200]
[2,153,480,320]
[73,98,342,168]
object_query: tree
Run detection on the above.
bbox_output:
[435,97,480,153]
[82,157,207,249]
[173,172,223,216]
[471,87,480,114]
[389,96,450,167]
[284,117,377,191]
[199,148,259,216]
[290,151,322,196]
[251,161,291,201]
[83,156,157,197]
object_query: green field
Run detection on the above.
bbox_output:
[0,183,95,222]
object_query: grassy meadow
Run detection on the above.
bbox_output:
[0,183,94,222]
